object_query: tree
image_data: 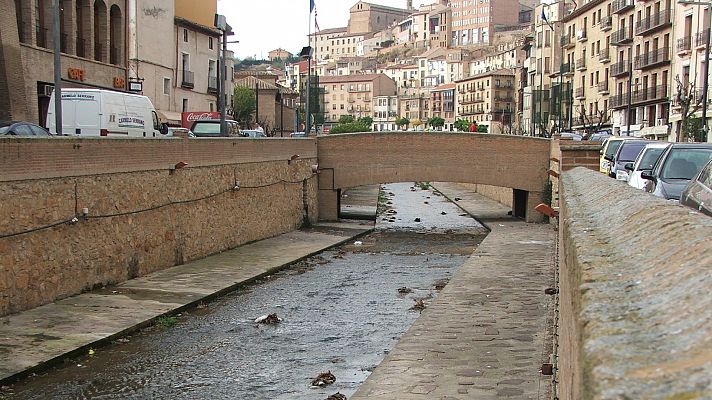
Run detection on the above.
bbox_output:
[427,116,445,129]
[395,117,410,129]
[358,116,373,127]
[339,115,355,124]
[574,103,610,138]
[411,118,422,129]
[477,125,488,133]
[233,86,256,125]
[675,74,705,142]
[330,121,370,134]
[454,119,471,132]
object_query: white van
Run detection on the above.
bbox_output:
[46,89,164,137]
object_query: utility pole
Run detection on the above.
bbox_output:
[53,0,62,135]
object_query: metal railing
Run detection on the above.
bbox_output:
[632,85,668,103]
[560,34,572,48]
[575,87,585,99]
[576,57,586,70]
[612,0,634,14]
[36,27,48,48]
[598,47,610,62]
[635,9,672,36]
[634,47,670,69]
[611,60,629,76]
[611,27,633,45]
[598,81,609,93]
[76,37,86,58]
[600,16,613,30]
[678,37,692,53]
[610,93,629,108]
[696,29,709,48]
[181,70,195,88]
[208,76,218,93]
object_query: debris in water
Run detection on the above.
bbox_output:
[424,201,429,204]
[255,313,282,324]
[397,286,412,294]
[354,241,363,246]
[311,371,336,386]
[414,218,421,222]
[459,213,468,217]
[88,348,95,357]
[327,393,348,400]
[454,197,462,201]
[434,279,449,291]
[441,211,447,215]
[411,299,427,311]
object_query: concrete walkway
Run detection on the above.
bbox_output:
[0,222,373,384]
[352,183,557,399]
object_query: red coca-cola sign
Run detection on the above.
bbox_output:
[181,112,220,128]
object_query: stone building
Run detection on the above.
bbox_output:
[4,0,128,124]
[268,48,293,61]
[450,0,520,45]
[234,75,298,136]
[319,73,397,126]
[430,83,456,130]
[347,1,411,35]
[373,95,399,131]
[310,27,348,61]
[456,69,515,133]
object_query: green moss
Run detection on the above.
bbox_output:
[665,392,701,400]
[155,316,177,329]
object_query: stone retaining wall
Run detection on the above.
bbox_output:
[558,168,712,399]
[0,138,318,316]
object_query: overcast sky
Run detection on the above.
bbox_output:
[217,0,434,60]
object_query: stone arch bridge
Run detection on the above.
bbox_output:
[316,132,552,222]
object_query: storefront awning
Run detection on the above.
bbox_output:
[156,110,182,126]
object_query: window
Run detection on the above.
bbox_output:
[182,98,188,112]
[183,29,188,42]
[163,78,170,95]
[209,37,213,49]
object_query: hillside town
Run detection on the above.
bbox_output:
[232,0,709,143]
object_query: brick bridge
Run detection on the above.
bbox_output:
[316,132,551,222]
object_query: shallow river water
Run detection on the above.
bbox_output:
[3,183,487,400]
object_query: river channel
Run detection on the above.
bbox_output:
[2,183,488,400]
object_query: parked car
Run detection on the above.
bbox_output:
[242,129,267,138]
[599,136,640,174]
[626,142,671,190]
[680,159,712,216]
[0,121,52,136]
[642,143,712,200]
[163,127,194,137]
[290,132,307,138]
[588,132,612,142]
[559,131,583,141]
[608,139,655,180]
[190,119,242,137]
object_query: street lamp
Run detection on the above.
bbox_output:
[299,46,314,134]
[678,0,711,141]
[539,1,565,137]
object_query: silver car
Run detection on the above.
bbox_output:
[680,159,712,216]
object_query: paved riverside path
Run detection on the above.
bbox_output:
[0,222,373,384]
[352,182,557,400]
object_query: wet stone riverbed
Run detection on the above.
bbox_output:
[2,183,487,400]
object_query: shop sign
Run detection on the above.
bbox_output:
[67,68,86,81]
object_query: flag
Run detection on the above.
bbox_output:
[315,7,320,32]
[541,8,547,22]
[310,0,315,13]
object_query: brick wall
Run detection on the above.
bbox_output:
[558,168,712,399]
[559,142,602,171]
[0,138,318,316]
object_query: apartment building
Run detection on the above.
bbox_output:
[268,48,293,61]
[669,3,711,142]
[456,69,515,133]
[450,0,520,45]
[310,27,348,61]
[560,0,614,134]
[319,73,397,125]
[373,95,399,130]
[608,0,673,137]
[431,83,457,129]
[399,93,430,122]
[381,63,420,91]
[5,0,128,124]
[469,37,528,75]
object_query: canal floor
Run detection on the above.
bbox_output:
[1,183,489,399]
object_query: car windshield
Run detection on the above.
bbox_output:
[661,149,712,180]
[618,142,648,162]
[605,140,623,158]
[191,122,221,135]
[636,147,666,170]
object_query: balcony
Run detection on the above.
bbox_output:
[610,27,633,45]
[575,87,586,100]
[494,82,513,88]
[208,76,218,93]
[576,57,586,71]
[612,0,634,14]
[181,70,195,89]
[678,37,692,54]
[611,60,629,77]
[478,86,485,91]
[494,96,514,102]
[598,81,610,94]
[561,34,575,49]
[635,9,671,36]
[696,29,709,49]
[610,93,629,108]
[561,62,575,77]
[634,47,670,69]
[600,15,613,31]
[632,85,668,104]
[576,29,588,42]
[598,47,610,62]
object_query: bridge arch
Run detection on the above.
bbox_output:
[316,132,552,222]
